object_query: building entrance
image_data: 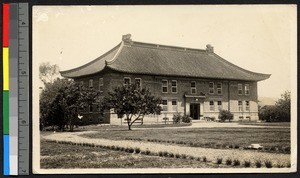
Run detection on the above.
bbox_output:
[190,103,200,120]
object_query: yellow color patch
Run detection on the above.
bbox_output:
[3,47,9,90]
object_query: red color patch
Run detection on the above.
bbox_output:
[3,3,9,47]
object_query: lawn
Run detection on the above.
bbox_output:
[80,126,290,152]
[40,140,227,169]
[238,122,290,127]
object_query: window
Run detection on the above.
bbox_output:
[162,80,168,93]
[135,78,141,88]
[245,84,250,95]
[89,79,93,88]
[217,101,222,110]
[99,78,103,92]
[80,81,84,90]
[245,101,250,111]
[238,84,243,95]
[217,82,222,95]
[124,77,131,86]
[191,81,196,94]
[209,101,214,111]
[171,80,177,93]
[238,101,243,111]
[172,99,177,111]
[89,104,93,112]
[209,82,214,94]
[162,100,168,111]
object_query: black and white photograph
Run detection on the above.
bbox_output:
[32,5,297,174]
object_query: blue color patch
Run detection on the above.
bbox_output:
[3,135,10,175]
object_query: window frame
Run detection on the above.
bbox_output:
[238,84,243,95]
[238,100,243,111]
[162,79,168,93]
[135,78,142,88]
[217,82,222,95]
[162,99,168,111]
[171,80,177,93]
[209,101,215,111]
[89,79,93,89]
[217,101,222,110]
[245,101,250,111]
[209,82,214,94]
[99,78,103,92]
[245,84,250,95]
[124,77,131,86]
[191,81,196,94]
[171,99,177,111]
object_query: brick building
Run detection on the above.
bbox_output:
[60,34,270,125]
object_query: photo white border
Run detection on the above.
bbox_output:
[32,4,297,174]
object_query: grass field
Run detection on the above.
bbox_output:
[80,126,290,151]
[40,140,228,169]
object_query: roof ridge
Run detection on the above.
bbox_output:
[60,43,121,74]
[128,40,207,54]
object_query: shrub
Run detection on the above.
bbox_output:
[189,156,195,160]
[163,151,169,157]
[218,110,234,122]
[169,153,174,158]
[244,160,251,167]
[158,151,163,157]
[226,158,232,165]
[276,163,285,168]
[134,147,141,154]
[265,160,273,168]
[255,160,262,168]
[233,159,240,166]
[174,153,180,158]
[234,145,240,149]
[196,157,201,161]
[120,147,125,151]
[111,145,115,150]
[216,158,223,164]
[172,113,182,124]
[145,150,151,155]
[202,156,207,162]
[181,154,187,159]
[182,115,192,123]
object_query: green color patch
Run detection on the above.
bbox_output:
[3,91,9,134]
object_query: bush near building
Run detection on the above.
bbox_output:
[218,110,234,122]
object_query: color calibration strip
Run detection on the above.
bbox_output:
[3,3,10,176]
[3,3,29,175]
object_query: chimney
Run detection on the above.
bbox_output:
[122,34,132,44]
[206,44,214,54]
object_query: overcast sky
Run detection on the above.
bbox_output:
[33,5,296,98]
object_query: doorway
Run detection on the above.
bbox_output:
[190,103,200,120]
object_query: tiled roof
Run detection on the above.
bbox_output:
[60,35,271,81]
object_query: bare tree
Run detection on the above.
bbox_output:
[39,62,60,85]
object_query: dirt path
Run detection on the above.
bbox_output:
[42,131,290,166]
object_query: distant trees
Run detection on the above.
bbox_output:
[100,84,162,130]
[259,91,291,122]
[40,78,100,131]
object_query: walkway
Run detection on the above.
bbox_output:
[42,131,290,166]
